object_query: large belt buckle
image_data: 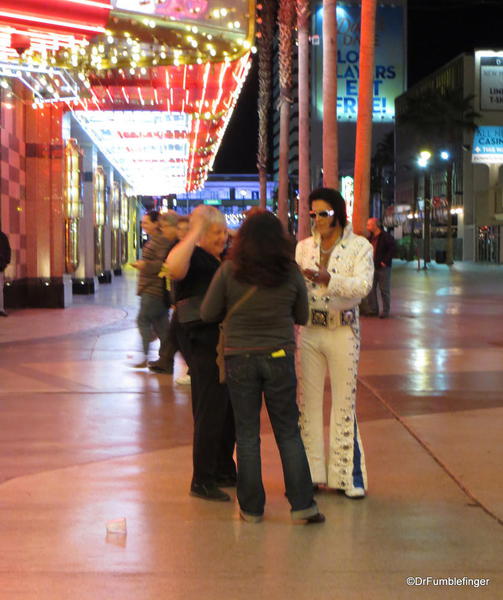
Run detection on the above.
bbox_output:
[341,308,356,326]
[311,308,329,327]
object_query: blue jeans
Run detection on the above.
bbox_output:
[136,293,170,356]
[225,352,318,519]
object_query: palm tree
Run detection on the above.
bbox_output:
[372,131,394,217]
[256,1,275,209]
[398,87,479,265]
[277,0,296,227]
[296,0,311,240]
[353,0,377,235]
[322,0,338,188]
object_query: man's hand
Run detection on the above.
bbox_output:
[303,264,331,286]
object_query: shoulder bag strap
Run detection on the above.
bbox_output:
[223,285,258,327]
[216,286,257,383]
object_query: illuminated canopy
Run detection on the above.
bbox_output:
[0,0,256,194]
[76,54,251,193]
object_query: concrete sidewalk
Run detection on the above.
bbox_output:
[0,263,502,599]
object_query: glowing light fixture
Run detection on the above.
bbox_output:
[73,110,191,195]
[417,151,431,168]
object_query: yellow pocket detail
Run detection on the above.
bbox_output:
[271,349,286,358]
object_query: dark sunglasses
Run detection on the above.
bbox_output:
[309,209,335,219]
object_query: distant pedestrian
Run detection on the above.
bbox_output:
[366,218,396,319]
[131,211,172,368]
[148,210,180,374]
[0,229,11,317]
[168,214,193,385]
[176,216,190,241]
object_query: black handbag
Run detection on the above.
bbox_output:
[176,295,204,324]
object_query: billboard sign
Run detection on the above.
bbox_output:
[313,3,405,122]
[472,126,503,164]
[480,55,503,111]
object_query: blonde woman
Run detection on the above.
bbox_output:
[165,205,236,502]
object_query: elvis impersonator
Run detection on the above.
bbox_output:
[295,187,374,498]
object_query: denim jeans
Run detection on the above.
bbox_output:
[368,266,391,316]
[136,293,170,356]
[225,352,318,519]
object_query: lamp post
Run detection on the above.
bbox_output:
[440,150,455,265]
[417,151,431,269]
[408,172,419,264]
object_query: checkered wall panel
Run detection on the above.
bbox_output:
[0,90,26,279]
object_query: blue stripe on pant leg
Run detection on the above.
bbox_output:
[351,419,364,489]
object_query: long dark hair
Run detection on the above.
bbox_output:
[231,210,294,287]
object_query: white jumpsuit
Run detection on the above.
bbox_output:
[296,224,374,491]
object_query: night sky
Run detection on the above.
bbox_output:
[213,0,503,174]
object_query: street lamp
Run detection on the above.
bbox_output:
[416,150,432,268]
[417,150,432,168]
[440,148,455,265]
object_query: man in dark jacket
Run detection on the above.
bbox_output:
[366,218,395,318]
[0,229,11,317]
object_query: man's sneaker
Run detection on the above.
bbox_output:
[0,310,7,317]
[190,482,230,502]
[148,360,173,374]
[132,359,148,368]
[175,373,191,385]
[344,486,366,499]
[239,510,263,523]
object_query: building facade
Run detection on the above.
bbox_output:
[395,51,503,264]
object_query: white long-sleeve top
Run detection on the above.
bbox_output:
[295,223,374,314]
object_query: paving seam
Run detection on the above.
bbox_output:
[359,377,503,527]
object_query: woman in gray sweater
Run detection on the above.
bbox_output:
[201,211,324,525]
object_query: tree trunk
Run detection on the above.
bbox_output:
[409,174,418,261]
[297,0,311,240]
[445,160,454,265]
[353,0,376,235]
[322,0,338,188]
[423,172,431,267]
[278,0,296,227]
[376,164,383,219]
[278,100,291,226]
[256,1,275,209]
[258,168,267,208]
